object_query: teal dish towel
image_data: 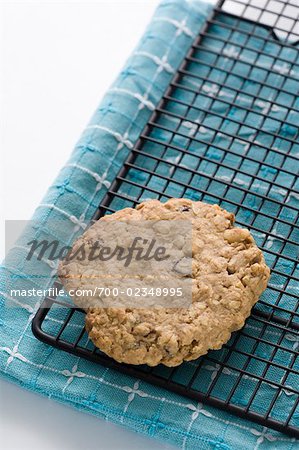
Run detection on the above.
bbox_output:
[1,1,298,448]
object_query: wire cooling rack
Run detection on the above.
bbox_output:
[32,0,299,437]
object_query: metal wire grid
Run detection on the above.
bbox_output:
[32,0,299,437]
[222,0,299,44]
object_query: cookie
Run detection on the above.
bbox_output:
[59,198,270,367]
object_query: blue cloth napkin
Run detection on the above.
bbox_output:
[1,1,298,448]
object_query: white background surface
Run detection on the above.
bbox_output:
[0,1,180,449]
[0,378,175,450]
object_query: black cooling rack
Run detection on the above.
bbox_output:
[32,0,299,438]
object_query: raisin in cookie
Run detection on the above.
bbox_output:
[59,198,270,367]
